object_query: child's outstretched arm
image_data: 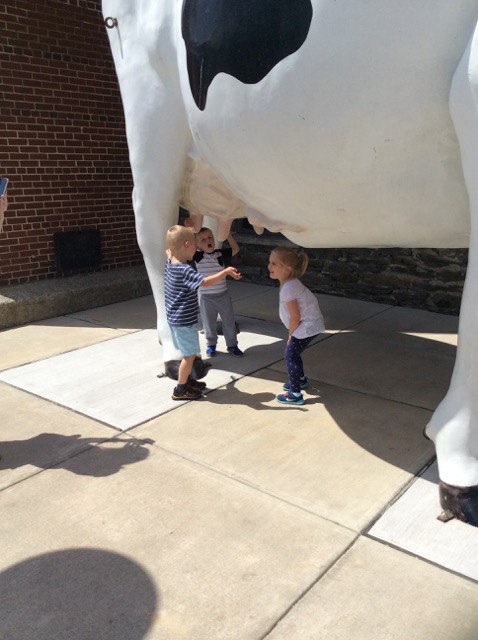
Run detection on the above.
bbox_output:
[201,266,242,288]
[287,299,301,340]
[226,233,240,256]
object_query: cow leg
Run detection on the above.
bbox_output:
[103,8,195,374]
[132,115,190,373]
[130,103,191,372]
[426,28,478,525]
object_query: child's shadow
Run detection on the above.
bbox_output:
[204,378,312,412]
[0,434,155,478]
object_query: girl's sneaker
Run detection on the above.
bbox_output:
[283,377,308,391]
[276,392,305,406]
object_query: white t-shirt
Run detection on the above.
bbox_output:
[279,279,325,339]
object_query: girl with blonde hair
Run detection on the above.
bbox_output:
[268,247,325,405]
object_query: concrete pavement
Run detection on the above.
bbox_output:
[1,280,478,640]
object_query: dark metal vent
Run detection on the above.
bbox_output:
[53,229,102,275]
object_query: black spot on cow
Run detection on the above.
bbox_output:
[182,0,313,110]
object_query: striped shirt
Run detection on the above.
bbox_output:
[164,260,204,326]
[194,248,232,296]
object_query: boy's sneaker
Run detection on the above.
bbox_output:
[283,377,309,391]
[227,346,244,357]
[276,392,305,406]
[187,376,207,390]
[206,345,216,357]
[172,385,203,401]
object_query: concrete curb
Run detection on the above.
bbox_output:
[0,265,152,329]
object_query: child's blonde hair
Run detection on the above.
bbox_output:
[272,247,309,279]
[167,224,195,252]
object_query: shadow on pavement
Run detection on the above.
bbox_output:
[0,548,158,640]
[204,378,310,413]
[0,435,154,477]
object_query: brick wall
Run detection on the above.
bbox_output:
[0,0,142,286]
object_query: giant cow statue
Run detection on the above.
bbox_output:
[102,0,478,525]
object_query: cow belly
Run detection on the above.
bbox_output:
[179,1,478,248]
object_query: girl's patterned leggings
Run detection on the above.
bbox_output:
[284,334,317,393]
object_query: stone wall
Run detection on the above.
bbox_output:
[235,233,467,315]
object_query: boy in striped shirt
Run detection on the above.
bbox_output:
[165,225,241,400]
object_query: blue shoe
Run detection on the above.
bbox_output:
[276,392,305,406]
[206,345,216,357]
[283,377,309,391]
[227,345,243,357]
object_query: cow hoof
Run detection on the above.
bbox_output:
[164,357,211,381]
[439,481,478,526]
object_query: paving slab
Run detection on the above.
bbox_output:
[68,294,156,331]
[0,330,166,431]
[0,316,127,371]
[231,284,391,331]
[228,279,274,301]
[352,303,459,345]
[0,442,356,640]
[317,294,393,332]
[231,285,282,323]
[369,461,478,581]
[270,305,457,410]
[0,382,126,490]
[266,536,478,640]
[0,317,286,431]
[132,370,435,531]
[0,286,470,640]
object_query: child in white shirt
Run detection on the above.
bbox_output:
[268,247,325,405]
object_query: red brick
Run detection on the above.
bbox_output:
[0,1,141,286]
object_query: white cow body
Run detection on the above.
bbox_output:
[183,4,474,249]
[103,0,478,522]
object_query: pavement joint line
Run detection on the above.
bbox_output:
[0,466,50,494]
[0,432,148,494]
[258,535,361,640]
[364,534,478,586]
[2,398,364,535]
[359,458,438,536]
[0,442,106,494]
[134,436,359,534]
[338,303,396,331]
[0,329,138,374]
[1,364,435,435]
[67,315,140,331]
[0,379,127,433]
[290,376,438,414]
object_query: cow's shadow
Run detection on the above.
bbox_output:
[204,324,456,473]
